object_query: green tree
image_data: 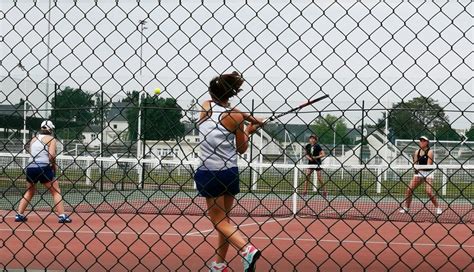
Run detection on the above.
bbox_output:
[387,96,459,141]
[51,86,94,139]
[311,114,350,145]
[434,124,460,141]
[125,92,185,141]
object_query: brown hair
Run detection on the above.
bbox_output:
[208,71,244,102]
[38,128,53,135]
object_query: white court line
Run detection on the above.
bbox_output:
[0,227,472,249]
[185,216,293,236]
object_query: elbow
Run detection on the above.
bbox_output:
[237,147,247,154]
[237,143,248,154]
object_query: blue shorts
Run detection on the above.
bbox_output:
[25,166,55,184]
[194,167,240,198]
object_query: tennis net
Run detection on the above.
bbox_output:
[1,153,472,223]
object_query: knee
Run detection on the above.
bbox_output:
[49,185,61,195]
[23,189,34,198]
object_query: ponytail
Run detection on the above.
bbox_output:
[208,71,244,102]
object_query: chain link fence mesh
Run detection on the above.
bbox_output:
[1,1,472,271]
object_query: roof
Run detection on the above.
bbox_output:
[107,102,130,122]
[82,125,102,133]
[263,123,317,142]
[0,103,31,118]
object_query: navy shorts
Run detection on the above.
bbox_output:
[25,166,55,184]
[194,167,240,198]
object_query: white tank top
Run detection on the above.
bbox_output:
[198,102,238,171]
[27,134,51,167]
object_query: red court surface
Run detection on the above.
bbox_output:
[1,210,472,271]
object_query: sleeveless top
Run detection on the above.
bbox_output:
[305,143,323,164]
[27,134,51,168]
[198,102,238,171]
[416,148,433,170]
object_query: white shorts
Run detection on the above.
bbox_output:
[415,170,434,179]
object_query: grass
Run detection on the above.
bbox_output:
[1,165,471,200]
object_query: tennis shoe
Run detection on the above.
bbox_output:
[242,245,261,272]
[399,207,409,214]
[14,214,27,222]
[436,208,442,215]
[209,261,228,272]
[58,214,72,223]
[322,191,328,198]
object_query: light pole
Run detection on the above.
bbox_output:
[138,19,147,76]
[137,19,147,188]
[45,0,53,119]
[136,19,147,160]
[17,63,28,156]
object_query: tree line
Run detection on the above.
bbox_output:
[3,87,471,144]
[311,96,471,145]
[49,87,185,141]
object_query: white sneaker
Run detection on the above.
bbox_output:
[242,245,261,272]
[209,261,228,272]
[436,208,442,215]
[399,207,409,214]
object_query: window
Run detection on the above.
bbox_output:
[113,124,117,129]
[91,134,96,140]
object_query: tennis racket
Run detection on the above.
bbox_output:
[264,94,330,124]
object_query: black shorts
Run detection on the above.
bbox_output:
[194,167,240,198]
[308,162,322,171]
[25,165,55,184]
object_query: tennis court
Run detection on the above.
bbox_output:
[1,211,472,271]
[2,1,473,271]
[1,161,472,271]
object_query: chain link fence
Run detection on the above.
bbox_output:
[1,1,472,271]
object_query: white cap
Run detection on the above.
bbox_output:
[40,120,55,130]
[419,136,429,142]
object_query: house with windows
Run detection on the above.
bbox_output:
[81,102,130,145]
[104,102,130,145]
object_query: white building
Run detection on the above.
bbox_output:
[104,102,130,145]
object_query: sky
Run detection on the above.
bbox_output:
[1,0,472,129]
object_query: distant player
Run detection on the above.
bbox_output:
[15,120,71,223]
[400,136,442,215]
[302,135,327,198]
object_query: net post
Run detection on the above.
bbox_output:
[85,157,92,186]
[138,159,143,189]
[293,165,298,215]
[193,165,197,189]
[376,166,382,194]
[252,167,258,190]
[312,169,318,192]
[442,167,447,196]
[254,130,263,190]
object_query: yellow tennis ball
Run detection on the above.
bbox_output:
[154,88,161,95]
